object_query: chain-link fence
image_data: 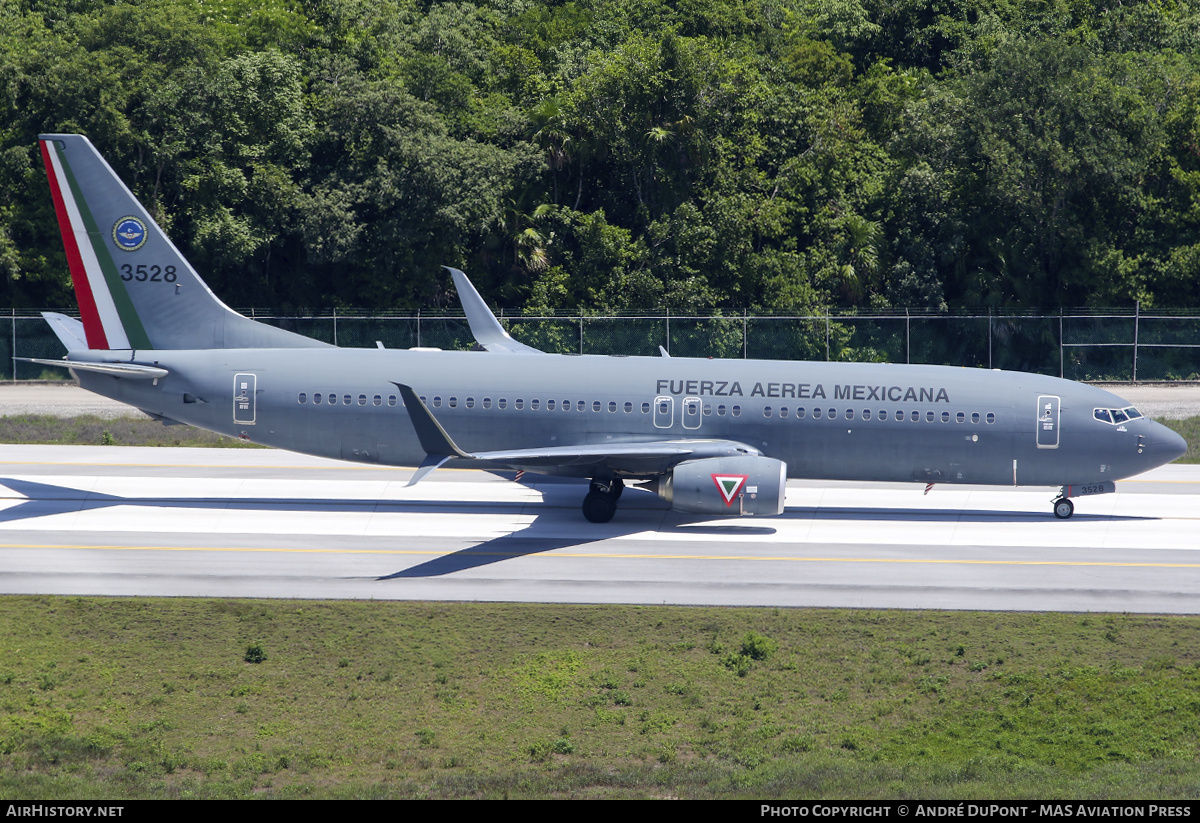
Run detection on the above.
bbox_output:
[7,307,1200,382]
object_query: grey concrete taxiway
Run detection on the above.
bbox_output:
[0,444,1197,612]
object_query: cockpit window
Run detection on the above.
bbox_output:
[1094,406,1141,425]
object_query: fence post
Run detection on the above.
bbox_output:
[743,310,748,359]
[332,307,338,347]
[1132,303,1142,383]
[988,310,992,370]
[905,309,910,364]
[1059,310,1064,379]
[825,314,830,361]
[579,315,584,354]
[10,308,14,382]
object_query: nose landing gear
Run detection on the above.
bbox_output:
[1053,497,1074,519]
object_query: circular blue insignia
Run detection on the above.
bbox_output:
[112,216,147,252]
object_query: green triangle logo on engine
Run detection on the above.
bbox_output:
[711,474,748,506]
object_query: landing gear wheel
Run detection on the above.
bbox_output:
[583,491,617,523]
[1053,497,1074,519]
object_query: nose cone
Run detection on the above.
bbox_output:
[1147,422,1188,467]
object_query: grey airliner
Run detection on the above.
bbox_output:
[30,133,1187,523]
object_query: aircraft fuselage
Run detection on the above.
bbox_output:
[73,346,1178,488]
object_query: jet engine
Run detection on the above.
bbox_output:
[652,455,787,516]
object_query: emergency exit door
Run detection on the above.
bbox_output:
[234,373,257,424]
[1036,395,1059,448]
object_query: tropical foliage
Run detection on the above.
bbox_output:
[1,0,1198,313]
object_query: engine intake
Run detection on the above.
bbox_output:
[654,455,787,516]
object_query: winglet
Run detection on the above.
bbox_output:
[446,267,543,354]
[393,382,473,485]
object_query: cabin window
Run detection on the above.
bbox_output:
[358,394,367,406]
[373,395,382,406]
[986,412,995,424]
[763,406,773,418]
[558,400,568,411]
[532,399,541,410]
[547,400,556,411]
[845,409,854,420]
[862,409,871,420]
[343,394,351,405]
[577,401,585,411]
[894,410,903,421]
[940,411,950,422]
[448,396,458,408]
[432,396,441,408]
[482,398,491,409]
[827,408,836,419]
[465,397,475,409]
[717,404,727,416]
[956,411,965,423]
[388,395,397,406]
[732,405,742,417]
[624,401,633,413]
[796,407,806,419]
[1112,408,1129,423]
[515,399,524,409]
[780,407,789,419]
[1126,407,1143,420]
[878,410,887,420]
[498,398,507,409]
[926,411,935,422]
[608,401,617,412]
[813,408,822,419]
[971,412,980,424]
[642,402,651,413]
[314,393,322,404]
[298,393,307,404]
[703,404,712,415]
[593,401,601,412]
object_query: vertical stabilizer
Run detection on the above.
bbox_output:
[39,134,329,351]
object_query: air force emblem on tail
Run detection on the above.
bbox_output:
[112,216,147,251]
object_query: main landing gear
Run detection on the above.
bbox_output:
[582,477,624,523]
[1053,497,1074,519]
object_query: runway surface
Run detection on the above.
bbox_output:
[0,444,1198,612]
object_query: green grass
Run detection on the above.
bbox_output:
[0,414,264,448]
[1,598,1199,799]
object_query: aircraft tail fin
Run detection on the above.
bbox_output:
[38,134,329,351]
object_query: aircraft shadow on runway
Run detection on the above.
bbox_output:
[0,477,1158,580]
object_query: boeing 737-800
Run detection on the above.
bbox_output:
[28,134,1187,523]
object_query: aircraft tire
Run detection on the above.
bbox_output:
[583,491,617,523]
[1053,497,1074,519]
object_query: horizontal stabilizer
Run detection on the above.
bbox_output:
[17,357,168,379]
[42,313,88,351]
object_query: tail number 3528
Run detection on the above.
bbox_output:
[120,264,177,282]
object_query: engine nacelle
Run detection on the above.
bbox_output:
[654,455,787,516]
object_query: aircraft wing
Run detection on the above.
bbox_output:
[447,267,544,354]
[394,383,759,484]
